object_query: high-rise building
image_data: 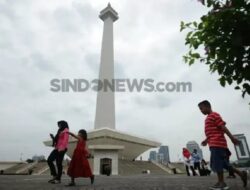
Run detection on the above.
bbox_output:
[158,146,170,163]
[149,151,157,161]
[186,141,203,159]
[149,146,170,163]
[157,153,164,163]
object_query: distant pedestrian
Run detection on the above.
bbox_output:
[47,120,69,184]
[182,148,196,176]
[200,159,211,176]
[198,100,248,189]
[191,149,201,175]
[67,129,94,186]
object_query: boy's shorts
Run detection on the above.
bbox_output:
[210,147,231,173]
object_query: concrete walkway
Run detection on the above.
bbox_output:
[0,174,248,190]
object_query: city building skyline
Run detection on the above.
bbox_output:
[186,141,203,159]
[149,145,170,164]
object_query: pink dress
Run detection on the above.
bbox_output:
[67,139,93,178]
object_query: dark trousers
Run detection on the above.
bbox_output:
[47,149,66,180]
[194,162,201,175]
[185,165,196,176]
[200,166,211,176]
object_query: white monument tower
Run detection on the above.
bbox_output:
[45,4,161,176]
[94,3,118,130]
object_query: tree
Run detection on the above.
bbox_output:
[181,0,250,98]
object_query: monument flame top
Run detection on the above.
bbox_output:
[99,3,119,22]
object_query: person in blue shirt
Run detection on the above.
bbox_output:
[191,149,201,176]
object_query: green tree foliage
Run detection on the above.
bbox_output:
[181,0,250,98]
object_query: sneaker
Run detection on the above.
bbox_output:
[221,182,230,190]
[51,179,61,184]
[48,177,57,183]
[209,182,220,190]
[241,171,248,187]
[209,182,229,190]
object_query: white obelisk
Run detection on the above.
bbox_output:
[94,3,118,129]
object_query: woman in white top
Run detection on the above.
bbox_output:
[182,148,197,176]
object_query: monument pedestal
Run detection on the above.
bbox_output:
[89,145,124,175]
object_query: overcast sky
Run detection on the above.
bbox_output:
[0,0,249,162]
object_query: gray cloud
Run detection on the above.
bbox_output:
[0,0,249,162]
[133,95,172,109]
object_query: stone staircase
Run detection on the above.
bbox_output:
[30,162,49,175]
[118,160,169,175]
[168,163,185,174]
[2,160,185,176]
[151,161,174,174]
[4,163,29,174]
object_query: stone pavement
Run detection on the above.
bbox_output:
[0,174,249,190]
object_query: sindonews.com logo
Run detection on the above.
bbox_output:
[50,78,192,93]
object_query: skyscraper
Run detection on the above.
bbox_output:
[186,141,203,159]
[149,151,157,161]
[158,146,170,163]
[149,146,170,163]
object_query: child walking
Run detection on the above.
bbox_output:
[67,129,94,186]
[198,100,248,190]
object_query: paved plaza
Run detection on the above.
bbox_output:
[0,174,249,190]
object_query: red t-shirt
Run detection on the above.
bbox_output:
[205,112,228,148]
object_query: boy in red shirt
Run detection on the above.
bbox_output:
[198,100,247,190]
